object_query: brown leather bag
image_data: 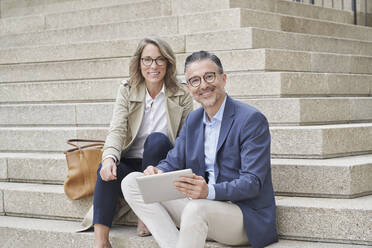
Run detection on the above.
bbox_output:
[64,139,105,200]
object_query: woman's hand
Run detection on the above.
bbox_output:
[100,157,117,181]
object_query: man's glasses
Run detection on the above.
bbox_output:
[187,72,217,87]
[141,56,167,66]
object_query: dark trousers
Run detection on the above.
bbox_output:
[93,132,173,227]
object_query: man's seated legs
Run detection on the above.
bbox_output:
[122,172,249,248]
[177,200,249,248]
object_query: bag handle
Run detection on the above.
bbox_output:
[65,139,105,153]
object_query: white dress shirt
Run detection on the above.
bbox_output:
[203,96,226,199]
[124,85,168,158]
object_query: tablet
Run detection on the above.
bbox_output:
[135,169,193,203]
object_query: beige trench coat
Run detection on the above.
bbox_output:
[79,80,193,231]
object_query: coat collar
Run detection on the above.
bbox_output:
[127,82,187,144]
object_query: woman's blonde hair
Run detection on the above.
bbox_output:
[128,36,179,93]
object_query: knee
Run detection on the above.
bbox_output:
[143,132,172,153]
[121,172,142,198]
[181,200,208,222]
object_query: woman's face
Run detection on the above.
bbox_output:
[140,43,167,86]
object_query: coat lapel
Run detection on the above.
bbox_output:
[127,83,145,142]
[166,87,185,144]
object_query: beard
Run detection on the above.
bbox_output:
[194,86,220,108]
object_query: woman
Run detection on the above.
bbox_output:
[93,37,193,248]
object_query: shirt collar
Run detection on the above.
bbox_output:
[145,84,165,103]
[203,96,227,125]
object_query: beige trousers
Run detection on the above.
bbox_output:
[121,172,249,248]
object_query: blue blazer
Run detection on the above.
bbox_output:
[157,95,278,248]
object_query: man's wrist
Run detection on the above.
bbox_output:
[206,184,215,200]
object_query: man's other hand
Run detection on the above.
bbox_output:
[100,157,117,181]
[143,165,163,176]
[174,174,208,199]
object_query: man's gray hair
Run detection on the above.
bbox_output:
[184,51,224,74]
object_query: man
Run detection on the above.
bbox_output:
[122,51,278,248]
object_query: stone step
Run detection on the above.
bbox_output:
[1,97,372,126]
[0,0,164,36]
[272,154,372,198]
[172,0,355,25]
[0,184,371,245]
[1,216,369,248]
[186,28,372,57]
[271,123,372,159]
[0,15,179,48]
[1,73,371,104]
[1,8,371,49]
[0,35,185,64]
[1,152,371,198]
[0,152,66,184]
[2,29,372,66]
[276,195,372,245]
[0,0,354,36]
[178,8,372,42]
[1,49,372,83]
[0,126,108,153]
[0,0,170,36]
[1,124,372,158]
[0,0,149,18]
[0,182,91,221]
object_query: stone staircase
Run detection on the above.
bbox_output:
[0,0,371,247]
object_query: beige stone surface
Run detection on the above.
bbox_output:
[178,8,243,34]
[0,79,120,103]
[173,0,354,24]
[186,27,372,56]
[0,16,178,48]
[271,124,372,158]
[0,127,107,152]
[0,35,185,64]
[0,73,369,104]
[272,154,372,197]
[76,102,114,125]
[280,14,372,41]
[0,190,3,214]
[5,153,66,184]
[226,72,282,97]
[171,0,230,15]
[0,182,91,219]
[45,0,163,30]
[275,0,353,24]
[280,73,371,96]
[0,58,130,83]
[311,53,372,74]
[7,97,371,126]
[0,15,45,36]
[0,104,76,125]
[0,0,148,18]
[276,195,372,245]
[0,158,7,180]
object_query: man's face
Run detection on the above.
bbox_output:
[185,59,226,109]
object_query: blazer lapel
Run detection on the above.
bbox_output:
[216,95,235,153]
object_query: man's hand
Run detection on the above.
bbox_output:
[100,157,117,181]
[174,174,209,199]
[143,165,163,176]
